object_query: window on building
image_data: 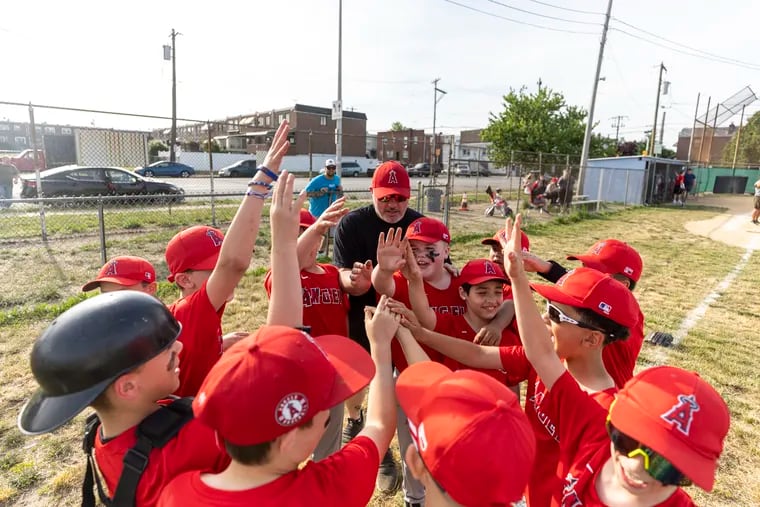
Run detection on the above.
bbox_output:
[258,117,265,126]
[0,136,7,143]
[0,124,9,131]
[385,149,394,159]
[265,116,271,126]
[61,127,72,135]
[44,126,56,134]
[402,150,409,159]
[462,148,470,156]
[278,114,285,123]
[35,127,42,135]
[13,125,22,131]
[15,137,27,145]
[413,136,418,143]
[320,116,327,126]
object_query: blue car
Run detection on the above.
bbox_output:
[135,161,195,178]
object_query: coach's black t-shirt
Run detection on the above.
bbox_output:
[333,205,423,350]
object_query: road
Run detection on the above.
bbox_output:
[176,173,521,195]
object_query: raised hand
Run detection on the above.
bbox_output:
[386,299,424,337]
[262,120,291,174]
[270,171,308,245]
[313,197,349,234]
[349,260,373,292]
[376,227,406,274]
[400,241,423,282]
[500,215,526,281]
[364,295,401,347]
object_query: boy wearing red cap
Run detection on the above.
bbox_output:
[522,237,646,389]
[396,361,537,507]
[165,120,291,397]
[158,296,399,507]
[82,255,157,294]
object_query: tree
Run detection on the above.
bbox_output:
[390,121,408,132]
[202,139,221,153]
[482,85,589,166]
[722,111,760,166]
[148,139,168,157]
[617,139,647,157]
[590,134,618,158]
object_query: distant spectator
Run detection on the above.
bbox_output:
[545,177,560,205]
[683,167,697,199]
[0,163,19,208]
[673,170,686,206]
[305,159,343,218]
[752,178,760,225]
[557,169,574,207]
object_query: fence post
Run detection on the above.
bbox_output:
[596,168,604,212]
[416,180,423,212]
[98,198,107,264]
[624,169,630,207]
[28,104,47,241]
[538,152,543,174]
[207,121,217,227]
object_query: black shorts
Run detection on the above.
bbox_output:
[673,186,683,195]
[754,195,760,210]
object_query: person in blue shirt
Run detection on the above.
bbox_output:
[305,159,343,218]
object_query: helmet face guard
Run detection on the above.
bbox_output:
[18,292,181,435]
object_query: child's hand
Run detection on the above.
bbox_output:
[376,228,406,274]
[349,260,373,291]
[313,197,349,234]
[386,299,423,337]
[364,295,400,346]
[261,120,291,174]
[271,171,307,245]
[400,241,423,282]
[500,214,527,282]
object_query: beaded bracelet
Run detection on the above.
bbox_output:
[246,189,271,200]
[257,166,278,181]
[247,180,273,190]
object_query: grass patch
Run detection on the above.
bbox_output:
[7,462,40,490]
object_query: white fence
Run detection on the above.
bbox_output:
[158,151,377,173]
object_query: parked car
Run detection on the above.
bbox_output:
[135,161,195,178]
[407,162,431,177]
[20,165,185,202]
[454,162,472,177]
[341,161,371,177]
[473,164,491,177]
[218,159,256,177]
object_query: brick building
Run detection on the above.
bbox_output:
[376,129,443,166]
[0,121,75,151]
[676,126,735,165]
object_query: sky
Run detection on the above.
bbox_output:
[2,0,759,150]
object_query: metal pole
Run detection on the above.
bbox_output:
[578,0,614,193]
[170,28,178,163]
[624,169,630,206]
[98,199,107,264]
[659,110,666,145]
[207,121,217,227]
[335,0,343,177]
[29,103,47,241]
[596,167,604,212]
[648,63,665,156]
[431,78,440,185]
[444,135,454,227]
[706,103,719,166]
[416,180,423,212]
[697,97,711,167]
[308,130,313,179]
[475,149,480,203]
[731,104,746,174]
[686,92,700,166]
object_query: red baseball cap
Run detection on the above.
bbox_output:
[299,209,316,228]
[610,366,730,491]
[531,267,639,328]
[459,259,508,287]
[567,239,643,282]
[165,225,224,282]
[371,161,411,199]
[193,325,375,446]
[81,256,156,292]
[481,228,530,252]
[396,362,536,505]
[406,217,450,244]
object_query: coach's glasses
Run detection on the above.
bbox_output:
[607,422,691,486]
[377,195,408,203]
[545,302,604,332]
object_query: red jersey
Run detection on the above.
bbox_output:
[435,312,521,385]
[553,373,695,507]
[168,282,225,397]
[94,407,229,507]
[603,309,645,388]
[264,264,349,337]
[157,436,379,507]
[389,271,465,371]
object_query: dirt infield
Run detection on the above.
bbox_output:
[683,194,760,250]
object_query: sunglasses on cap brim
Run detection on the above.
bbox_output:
[606,421,691,487]
[377,195,408,203]
[545,302,605,333]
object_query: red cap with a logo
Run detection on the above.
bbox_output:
[610,366,730,491]
[299,209,317,228]
[81,256,156,292]
[396,362,536,505]
[531,267,639,328]
[406,217,450,244]
[193,325,375,446]
[567,239,643,282]
[165,225,225,282]
[459,259,508,287]
[481,228,530,252]
[371,161,411,199]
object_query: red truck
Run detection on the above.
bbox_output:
[0,149,46,172]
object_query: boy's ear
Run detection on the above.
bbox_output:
[173,272,193,291]
[405,445,427,482]
[582,330,606,349]
[458,286,467,301]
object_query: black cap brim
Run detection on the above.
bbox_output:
[18,377,114,435]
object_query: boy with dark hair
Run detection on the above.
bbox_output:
[165,120,291,397]
[82,255,157,295]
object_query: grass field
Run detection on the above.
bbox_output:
[0,198,758,506]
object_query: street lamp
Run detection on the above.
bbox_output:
[431,78,447,183]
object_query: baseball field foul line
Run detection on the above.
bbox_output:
[651,245,755,365]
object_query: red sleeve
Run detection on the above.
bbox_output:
[497,346,532,385]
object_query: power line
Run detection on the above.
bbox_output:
[441,0,598,35]
[611,17,760,70]
[523,0,602,15]
[484,0,600,25]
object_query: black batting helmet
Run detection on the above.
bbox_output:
[18,291,181,435]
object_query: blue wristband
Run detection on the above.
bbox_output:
[257,166,278,181]
[247,180,273,190]
[246,189,270,200]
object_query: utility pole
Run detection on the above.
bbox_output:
[335,0,343,177]
[168,29,179,162]
[610,115,627,144]
[577,0,614,194]
[648,62,666,157]
[731,104,746,173]
[659,110,666,145]
[431,78,447,183]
